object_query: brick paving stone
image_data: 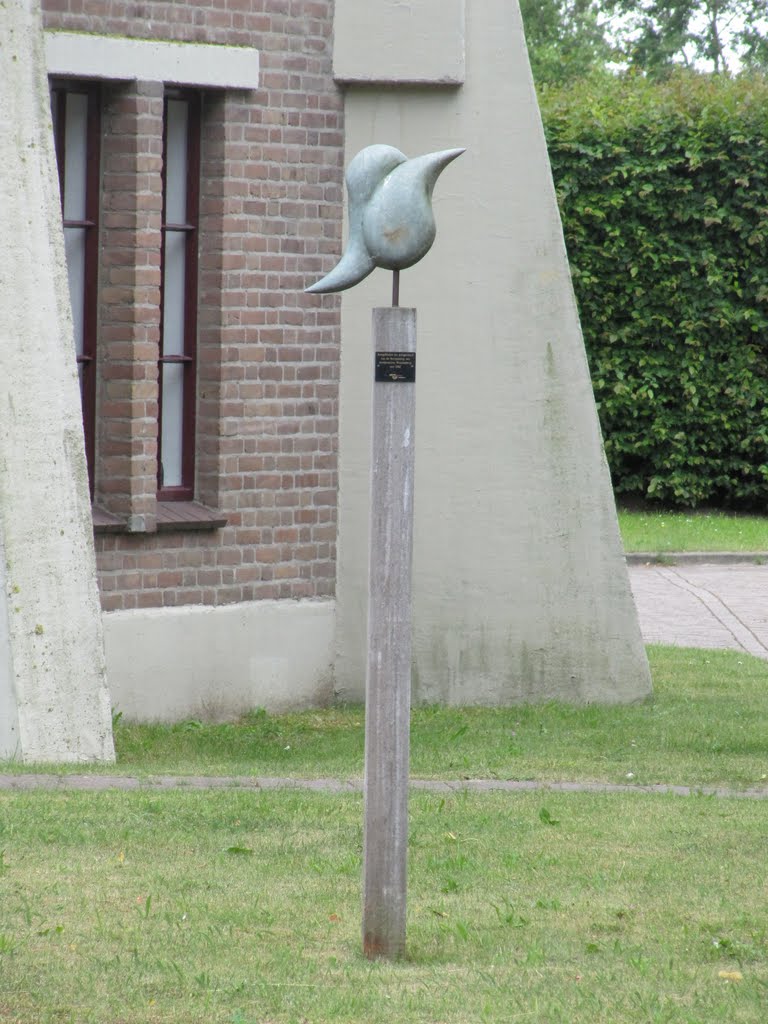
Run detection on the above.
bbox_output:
[629,562,768,659]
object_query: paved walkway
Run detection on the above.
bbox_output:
[628,557,768,659]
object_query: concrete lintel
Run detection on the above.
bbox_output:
[45,31,260,89]
[333,0,465,85]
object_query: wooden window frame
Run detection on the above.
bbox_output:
[50,79,101,498]
[158,88,201,502]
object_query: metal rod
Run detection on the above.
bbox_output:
[392,269,400,307]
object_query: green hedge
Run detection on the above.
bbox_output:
[541,72,768,508]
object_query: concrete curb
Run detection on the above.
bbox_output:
[626,551,768,566]
[1,773,767,800]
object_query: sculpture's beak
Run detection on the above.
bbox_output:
[417,147,465,196]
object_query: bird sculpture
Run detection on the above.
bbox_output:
[305,144,465,298]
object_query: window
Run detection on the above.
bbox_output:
[158,90,200,501]
[49,78,212,525]
[50,80,100,497]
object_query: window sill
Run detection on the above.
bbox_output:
[156,501,228,532]
[92,505,126,534]
[91,502,227,534]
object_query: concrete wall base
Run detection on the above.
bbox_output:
[104,599,336,723]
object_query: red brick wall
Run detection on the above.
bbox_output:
[41,0,344,610]
[98,80,164,533]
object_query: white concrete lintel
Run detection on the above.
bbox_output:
[333,0,465,85]
[45,31,259,89]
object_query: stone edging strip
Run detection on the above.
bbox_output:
[1,774,767,800]
[626,551,768,565]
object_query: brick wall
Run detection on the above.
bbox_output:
[98,80,164,533]
[41,0,344,610]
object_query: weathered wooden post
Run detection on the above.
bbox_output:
[361,306,416,958]
[306,143,462,959]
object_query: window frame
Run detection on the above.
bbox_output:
[157,88,201,502]
[50,78,101,498]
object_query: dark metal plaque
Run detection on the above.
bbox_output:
[375,351,416,383]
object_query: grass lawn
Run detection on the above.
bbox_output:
[4,647,758,791]
[618,507,768,553]
[1,646,768,1021]
[1,786,767,1023]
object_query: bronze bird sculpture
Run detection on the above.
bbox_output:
[306,144,465,295]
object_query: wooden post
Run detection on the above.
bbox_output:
[362,306,417,960]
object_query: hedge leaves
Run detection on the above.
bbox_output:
[542,72,768,508]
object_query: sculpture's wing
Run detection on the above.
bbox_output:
[304,234,376,294]
[305,145,407,294]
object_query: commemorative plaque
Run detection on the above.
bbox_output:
[375,351,416,383]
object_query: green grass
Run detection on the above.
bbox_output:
[3,647,759,790]
[1,787,767,1023]
[618,508,768,553]
[2,647,768,1021]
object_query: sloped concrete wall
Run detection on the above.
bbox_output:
[332,0,652,704]
[0,0,114,761]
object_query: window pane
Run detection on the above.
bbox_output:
[162,231,187,357]
[165,99,189,225]
[64,226,86,357]
[160,362,185,488]
[63,92,88,221]
[50,89,59,137]
[159,91,198,498]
